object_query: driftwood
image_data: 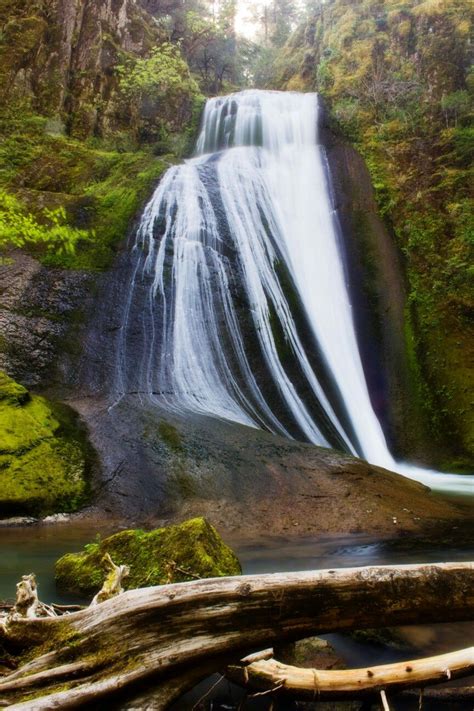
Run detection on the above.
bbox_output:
[226,647,474,700]
[91,553,129,605]
[4,574,59,623]
[9,574,39,620]
[0,562,473,709]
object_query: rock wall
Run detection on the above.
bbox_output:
[319,111,430,462]
[0,0,163,137]
[0,252,94,388]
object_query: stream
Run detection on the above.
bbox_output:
[1,498,473,710]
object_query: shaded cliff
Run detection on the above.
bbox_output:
[0,0,179,138]
[270,0,473,467]
[320,114,423,461]
[0,0,201,389]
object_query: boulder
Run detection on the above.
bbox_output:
[55,517,241,597]
[0,371,88,517]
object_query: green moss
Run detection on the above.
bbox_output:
[0,122,169,270]
[169,466,198,499]
[0,370,29,405]
[0,91,177,269]
[55,517,242,597]
[157,420,183,452]
[0,372,89,516]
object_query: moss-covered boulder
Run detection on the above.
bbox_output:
[0,371,88,517]
[55,517,241,597]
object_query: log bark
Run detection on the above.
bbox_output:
[226,647,474,700]
[0,562,473,709]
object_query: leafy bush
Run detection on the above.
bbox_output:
[0,191,89,255]
[117,43,199,107]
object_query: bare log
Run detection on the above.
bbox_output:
[0,562,473,709]
[226,647,474,700]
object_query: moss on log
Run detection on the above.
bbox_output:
[0,562,473,709]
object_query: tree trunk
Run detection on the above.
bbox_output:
[0,562,473,709]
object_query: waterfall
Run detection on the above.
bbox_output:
[116,90,472,495]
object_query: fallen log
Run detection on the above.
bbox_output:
[226,647,474,700]
[0,562,473,709]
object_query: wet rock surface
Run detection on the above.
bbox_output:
[0,252,94,389]
[69,394,470,539]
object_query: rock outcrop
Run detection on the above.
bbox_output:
[0,0,164,138]
[0,252,93,388]
[0,371,90,517]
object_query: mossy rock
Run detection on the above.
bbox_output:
[0,371,88,517]
[0,371,29,406]
[55,517,242,597]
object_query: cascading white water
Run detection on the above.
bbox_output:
[117,90,473,495]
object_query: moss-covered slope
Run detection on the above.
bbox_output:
[0,114,170,270]
[0,371,89,516]
[0,0,204,271]
[271,0,473,465]
[55,517,242,596]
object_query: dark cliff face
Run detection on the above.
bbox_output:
[0,252,94,389]
[270,0,473,467]
[0,0,163,138]
[318,106,429,462]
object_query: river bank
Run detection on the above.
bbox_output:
[2,507,474,605]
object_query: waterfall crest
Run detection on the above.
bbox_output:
[116,90,473,495]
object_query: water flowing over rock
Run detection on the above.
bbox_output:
[114,89,473,495]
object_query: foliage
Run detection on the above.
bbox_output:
[0,191,88,257]
[232,0,300,86]
[0,101,172,270]
[181,8,238,94]
[117,42,199,105]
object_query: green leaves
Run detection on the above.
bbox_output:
[117,43,199,105]
[0,191,89,255]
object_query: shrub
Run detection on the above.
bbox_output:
[0,191,89,256]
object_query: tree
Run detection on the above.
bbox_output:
[182,8,238,93]
[117,43,199,108]
[117,43,201,139]
[269,0,298,46]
